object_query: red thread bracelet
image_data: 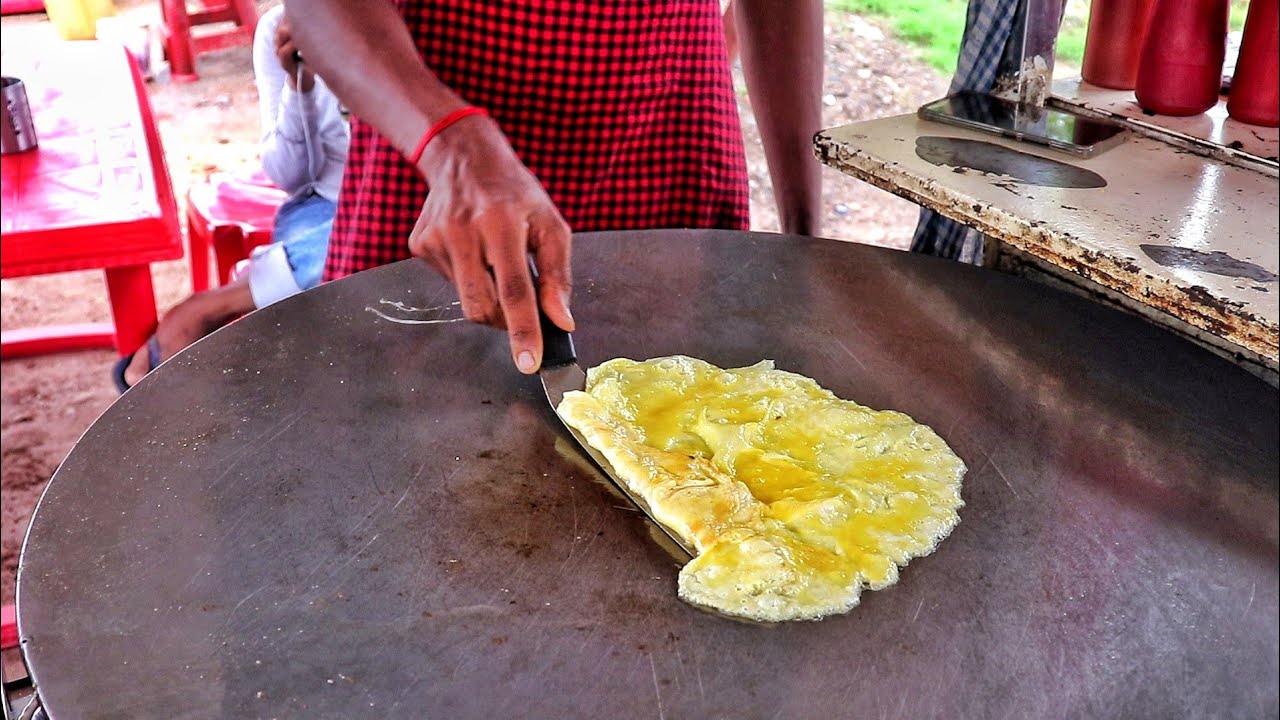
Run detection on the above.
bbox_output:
[408,107,488,166]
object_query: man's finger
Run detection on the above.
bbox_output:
[480,215,539,374]
[446,227,502,328]
[408,214,455,286]
[422,244,454,287]
[528,211,574,332]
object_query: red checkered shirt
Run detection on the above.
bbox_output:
[323,0,750,280]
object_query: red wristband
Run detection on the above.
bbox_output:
[408,107,488,166]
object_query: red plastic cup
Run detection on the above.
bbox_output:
[1135,0,1229,116]
[1227,0,1279,127]
[1082,0,1158,90]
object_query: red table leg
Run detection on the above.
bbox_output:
[0,265,161,359]
[187,208,214,293]
[104,264,159,358]
[212,226,248,286]
[0,324,116,359]
[229,0,257,29]
[161,0,199,83]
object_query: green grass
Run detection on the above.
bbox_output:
[830,0,968,73]
[1057,1,1090,70]
[1230,0,1248,31]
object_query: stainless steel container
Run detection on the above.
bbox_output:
[1,75,38,154]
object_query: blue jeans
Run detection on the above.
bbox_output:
[275,192,337,290]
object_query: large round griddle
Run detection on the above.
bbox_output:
[17,230,1279,719]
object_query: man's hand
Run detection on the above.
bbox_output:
[274,18,315,93]
[283,0,573,373]
[410,113,574,374]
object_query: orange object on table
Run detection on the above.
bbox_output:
[1,43,182,360]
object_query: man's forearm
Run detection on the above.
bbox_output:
[285,0,469,160]
[734,0,824,236]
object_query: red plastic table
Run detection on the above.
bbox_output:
[0,0,44,15]
[1,42,182,359]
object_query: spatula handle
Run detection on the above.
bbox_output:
[528,257,577,367]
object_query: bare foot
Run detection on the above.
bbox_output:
[122,280,255,388]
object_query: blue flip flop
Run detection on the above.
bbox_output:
[112,335,161,394]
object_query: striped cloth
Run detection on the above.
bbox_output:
[910,0,1019,264]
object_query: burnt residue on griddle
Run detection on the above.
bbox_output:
[1140,244,1279,283]
[915,136,1107,189]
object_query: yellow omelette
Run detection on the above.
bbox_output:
[556,356,966,622]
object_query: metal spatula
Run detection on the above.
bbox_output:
[532,268,695,560]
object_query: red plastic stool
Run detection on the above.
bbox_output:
[185,172,287,292]
[159,0,257,83]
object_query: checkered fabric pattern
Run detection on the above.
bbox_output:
[324,0,749,279]
[910,0,1018,264]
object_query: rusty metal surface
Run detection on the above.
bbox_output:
[815,115,1280,373]
[988,240,1279,387]
[17,230,1280,719]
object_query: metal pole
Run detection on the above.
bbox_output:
[997,0,1065,106]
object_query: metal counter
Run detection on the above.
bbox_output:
[815,113,1280,380]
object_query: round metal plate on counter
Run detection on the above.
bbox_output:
[17,230,1278,718]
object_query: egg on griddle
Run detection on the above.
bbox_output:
[556,356,966,623]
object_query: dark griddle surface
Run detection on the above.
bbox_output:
[18,230,1279,719]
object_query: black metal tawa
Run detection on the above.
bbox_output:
[16,230,1279,719]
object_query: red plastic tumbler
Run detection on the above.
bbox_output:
[1227,0,1280,127]
[1082,0,1158,89]
[1135,0,1229,116]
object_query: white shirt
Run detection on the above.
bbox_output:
[252,5,349,201]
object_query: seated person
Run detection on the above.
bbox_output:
[114,4,349,391]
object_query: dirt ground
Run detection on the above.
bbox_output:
[0,4,946,608]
